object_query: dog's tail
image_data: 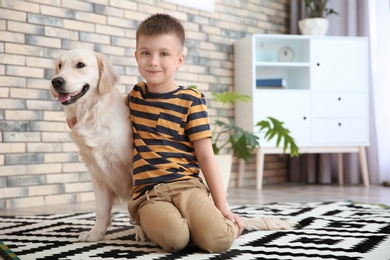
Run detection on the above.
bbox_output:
[241,217,293,231]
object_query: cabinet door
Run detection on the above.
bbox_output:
[312,118,368,145]
[253,91,311,147]
[312,93,367,118]
[310,38,368,92]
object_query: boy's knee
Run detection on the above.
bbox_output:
[157,221,190,252]
[195,220,238,253]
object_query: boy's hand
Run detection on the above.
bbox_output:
[220,208,244,237]
[66,117,77,129]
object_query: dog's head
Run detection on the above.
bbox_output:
[50,49,119,106]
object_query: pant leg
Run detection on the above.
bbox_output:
[138,200,190,252]
[128,186,190,252]
[172,179,239,253]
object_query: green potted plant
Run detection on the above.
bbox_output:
[299,0,338,36]
[190,87,299,191]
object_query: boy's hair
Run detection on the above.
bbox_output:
[136,13,185,50]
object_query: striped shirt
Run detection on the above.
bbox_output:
[127,82,212,199]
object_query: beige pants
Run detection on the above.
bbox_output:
[128,178,238,253]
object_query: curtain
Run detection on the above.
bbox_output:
[289,0,387,184]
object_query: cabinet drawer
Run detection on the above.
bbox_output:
[312,118,368,144]
[312,94,366,118]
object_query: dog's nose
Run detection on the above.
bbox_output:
[51,77,65,88]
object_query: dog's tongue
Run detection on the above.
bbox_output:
[58,93,71,103]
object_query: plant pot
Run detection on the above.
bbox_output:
[199,154,232,193]
[298,18,329,36]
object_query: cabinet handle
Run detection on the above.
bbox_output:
[338,97,341,101]
[338,122,342,126]
[316,63,320,66]
[303,116,307,120]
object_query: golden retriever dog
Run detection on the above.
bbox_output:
[50,49,133,242]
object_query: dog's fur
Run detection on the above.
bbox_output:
[51,49,133,242]
[51,49,291,243]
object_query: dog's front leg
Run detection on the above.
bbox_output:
[78,177,113,242]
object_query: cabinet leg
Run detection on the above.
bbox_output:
[358,146,370,186]
[256,149,265,190]
[337,153,343,185]
[237,158,245,187]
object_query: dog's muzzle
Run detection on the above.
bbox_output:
[51,77,89,105]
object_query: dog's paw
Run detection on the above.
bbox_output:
[135,225,149,242]
[241,217,293,231]
[78,231,105,242]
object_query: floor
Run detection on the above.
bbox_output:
[1,183,390,216]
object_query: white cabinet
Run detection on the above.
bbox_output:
[234,34,369,189]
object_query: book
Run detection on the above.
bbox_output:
[256,78,286,88]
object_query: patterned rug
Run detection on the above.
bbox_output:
[1,201,389,260]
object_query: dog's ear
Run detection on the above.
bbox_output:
[95,52,120,94]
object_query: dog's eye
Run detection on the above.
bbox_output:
[76,62,85,68]
[58,64,62,70]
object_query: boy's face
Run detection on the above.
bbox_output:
[135,34,184,93]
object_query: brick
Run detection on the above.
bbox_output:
[46,173,79,184]
[95,5,124,18]
[79,32,110,44]
[26,57,55,69]
[5,110,43,121]
[0,177,5,187]
[0,165,27,176]
[7,174,46,187]
[0,9,26,22]
[63,162,88,173]
[28,184,64,196]
[0,88,9,97]
[27,13,63,27]
[109,0,137,10]
[0,31,23,44]
[45,193,76,205]
[26,100,63,111]
[75,11,106,24]
[0,76,26,87]
[26,163,62,174]
[63,19,94,32]
[0,186,28,198]
[7,21,44,35]
[64,182,93,193]
[61,40,94,51]
[44,26,79,40]
[6,65,44,78]
[0,143,25,153]
[10,88,47,99]
[3,131,41,142]
[44,152,79,163]
[26,35,61,48]
[62,142,79,152]
[42,132,72,142]
[30,121,66,132]
[0,155,4,165]
[40,5,75,19]
[28,143,62,153]
[27,78,53,90]
[0,54,25,66]
[6,153,44,165]
[96,24,125,37]
[43,111,67,121]
[7,196,44,209]
[77,191,95,202]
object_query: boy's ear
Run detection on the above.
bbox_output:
[176,53,185,70]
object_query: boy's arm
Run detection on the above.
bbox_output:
[193,138,243,236]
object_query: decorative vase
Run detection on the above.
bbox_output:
[298,18,329,36]
[199,154,232,193]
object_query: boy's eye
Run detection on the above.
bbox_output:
[141,51,149,56]
[161,52,169,56]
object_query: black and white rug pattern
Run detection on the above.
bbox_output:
[1,201,390,259]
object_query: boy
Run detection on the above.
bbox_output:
[127,13,243,253]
